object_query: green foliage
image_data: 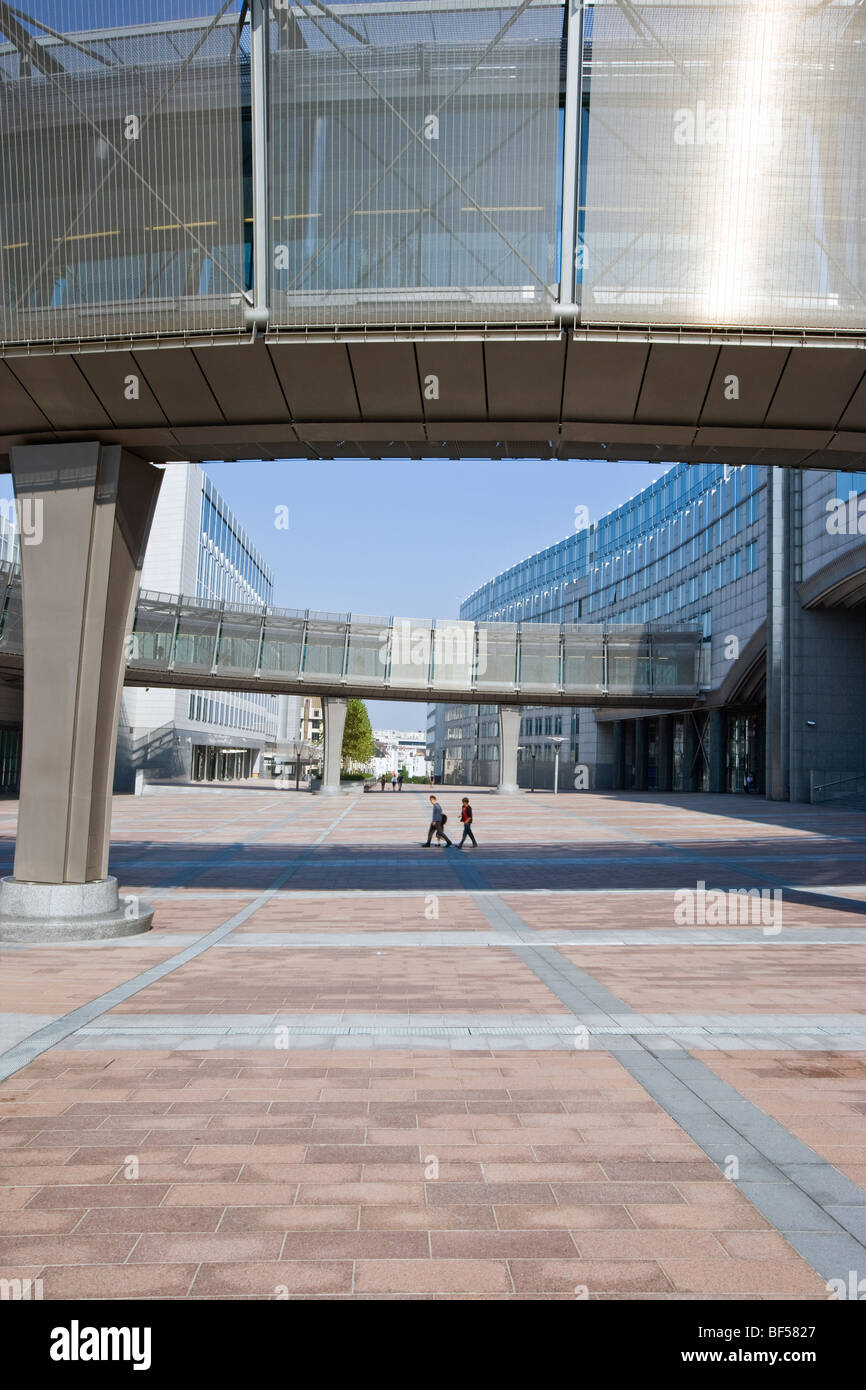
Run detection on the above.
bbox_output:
[341,698,375,769]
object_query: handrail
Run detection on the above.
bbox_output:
[811,771,866,801]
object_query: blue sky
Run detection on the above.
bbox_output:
[203,457,668,727]
[0,455,667,727]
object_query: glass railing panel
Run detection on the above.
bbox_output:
[652,630,702,694]
[606,628,651,695]
[174,610,220,670]
[473,625,518,689]
[303,620,347,681]
[430,620,476,690]
[130,601,175,666]
[345,620,390,684]
[216,614,264,674]
[517,624,561,692]
[561,627,605,694]
[260,616,305,676]
[387,617,433,688]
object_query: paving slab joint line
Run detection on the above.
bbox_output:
[0,793,364,1083]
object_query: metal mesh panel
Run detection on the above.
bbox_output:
[267,0,564,327]
[581,0,866,329]
[0,1,247,348]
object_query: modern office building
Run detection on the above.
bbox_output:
[118,465,282,785]
[432,462,866,801]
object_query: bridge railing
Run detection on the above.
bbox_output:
[0,565,702,698]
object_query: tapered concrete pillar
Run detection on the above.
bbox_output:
[634,720,648,791]
[495,705,521,794]
[0,443,162,941]
[318,696,348,795]
[656,716,674,793]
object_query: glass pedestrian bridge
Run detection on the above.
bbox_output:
[0,567,702,706]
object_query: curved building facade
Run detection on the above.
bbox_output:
[444,461,866,800]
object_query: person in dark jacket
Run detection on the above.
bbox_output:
[422,795,452,847]
[457,797,477,848]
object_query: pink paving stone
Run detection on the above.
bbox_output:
[354,1259,512,1294]
[2,790,866,1300]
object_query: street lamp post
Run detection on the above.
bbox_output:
[549,735,566,795]
[519,744,538,793]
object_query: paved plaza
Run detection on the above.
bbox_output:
[2,786,866,1299]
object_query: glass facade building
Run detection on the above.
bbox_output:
[446,461,767,791]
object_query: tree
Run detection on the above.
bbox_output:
[341,698,375,770]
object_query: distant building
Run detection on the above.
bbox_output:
[118,464,282,785]
[372,729,430,779]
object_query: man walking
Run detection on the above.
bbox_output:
[397,772,403,791]
[457,797,477,848]
[422,794,452,847]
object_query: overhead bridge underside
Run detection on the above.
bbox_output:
[1,337,865,471]
[0,569,703,708]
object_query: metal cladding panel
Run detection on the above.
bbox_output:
[635,345,719,425]
[484,341,565,420]
[839,376,866,433]
[764,349,866,430]
[580,1,866,330]
[266,0,564,329]
[193,344,290,423]
[415,341,486,421]
[6,353,112,429]
[562,341,648,423]
[132,346,224,425]
[0,361,51,432]
[699,346,789,427]
[269,343,360,421]
[348,343,422,421]
[75,350,168,428]
[0,3,248,348]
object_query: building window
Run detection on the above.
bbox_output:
[746,541,759,573]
